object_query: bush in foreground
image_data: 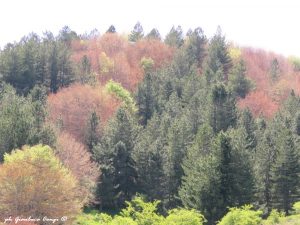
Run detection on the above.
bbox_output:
[74,196,205,225]
[0,145,82,224]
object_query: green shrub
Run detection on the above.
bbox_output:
[263,209,284,225]
[105,80,137,112]
[218,205,262,225]
[164,208,205,225]
[293,202,300,214]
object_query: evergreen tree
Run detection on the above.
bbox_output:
[228,60,252,98]
[27,85,56,147]
[106,25,116,33]
[49,42,59,93]
[164,26,184,48]
[146,28,161,40]
[271,126,300,214]
[238,108,257,150]
[79,55,92,83]
[184,27,206,68]
[204,27,232,84]
[58,25,78,44]
[129,22,144,42]
[270,58,280,81]
[209,84,237,133]
[85,111,101,151]
[93,107,139,209]
[133,113,166,201]
[294,112,300,135]
[227,128,255,205]
[216,132,235,208]
[180,124,222,224]
[255,128,275,214]
[113,141,138,207]
[136,73,156,126]
[164,116,193,208]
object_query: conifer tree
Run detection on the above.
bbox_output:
[184,27,206,68]
[271,126,300,214]
[113,141,138,207]
[204,27,232,84]
[106,25,116,33]
[228,60,252,98]
[209,84,237,133]
[270,58,280,81]
[255,128,276,214]
[136,73,156,126]
[85,111,100,151]
[146,28,161,40]
[129,22,144,42]
[238,108,257,150]
[93,107,139,209]
[164,26,184,48]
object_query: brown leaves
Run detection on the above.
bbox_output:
[48,84,120,143]
[71,33,174,91]
[238,47,300,118]
[0,145,81,224]
[57,132,99,205]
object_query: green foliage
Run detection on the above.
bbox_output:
[0,84,56,161]
[293,202,300,214]
[133,113,166,201]
[146,28,161,40]
[209,83,237,133]
[99,52,115,74]
[0,145,81,219]
[165,26,184,48]
[263,209,285,225]
[238,108,257,150]
[228,60,253,98]
[229,47,242,60]
[183,27,206,68]
[0,32,75,94]
[3,145,61,171]
[288,56,300,71]
[140,57,154,73]
[269,58,280,81]
[204,27,232,84]
[3,25,300,225]
[105,79,137,112]
[85,111,100,151]
[136,73,157,125]
[113,141,138,207]
[93,107,139,209]
[129,22,144,42]
[107,25,117,33]
[271,123,300,214]
[75,196,205,225]
[77,55,95,84]
[164,208,206,225]
[218,205,263,225]
[121,196,163,225]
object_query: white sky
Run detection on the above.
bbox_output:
[1,0,300,56]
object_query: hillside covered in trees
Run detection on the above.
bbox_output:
[0,23,300,225]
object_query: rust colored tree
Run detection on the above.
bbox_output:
[47,84,120,143]
[56,132,99,205]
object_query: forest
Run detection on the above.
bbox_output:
[0,23,300,225]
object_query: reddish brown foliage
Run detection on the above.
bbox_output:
[239,47,300,118]
[238,90,279,118]
[71,33,174,91]
[57,132,99,204]
[48,84,120,143]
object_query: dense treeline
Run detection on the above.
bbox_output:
[0,23,299,225]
